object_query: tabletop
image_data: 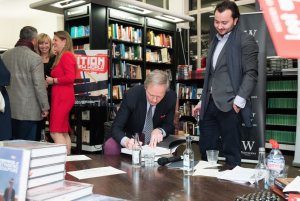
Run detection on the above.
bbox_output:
[65,154,284,201]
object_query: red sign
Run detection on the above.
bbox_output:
[76,54,107,73]
[288,194,300,201]
[258,0,300,58]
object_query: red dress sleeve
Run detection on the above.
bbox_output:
[57,51,76,85]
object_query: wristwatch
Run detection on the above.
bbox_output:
[158,128,164,135]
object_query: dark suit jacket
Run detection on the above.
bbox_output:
[4,187,15,201]
[111,85,177,144]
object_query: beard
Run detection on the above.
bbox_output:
[217,24,235,37]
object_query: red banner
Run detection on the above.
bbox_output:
[76,54,107,73]
[258,0,300,58]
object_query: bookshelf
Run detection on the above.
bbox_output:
[265,74,298,151]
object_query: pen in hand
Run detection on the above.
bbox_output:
[132,135,143,150]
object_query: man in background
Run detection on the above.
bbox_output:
[2,26,49,140]
[192,1,258,166]
[105,70,177,154]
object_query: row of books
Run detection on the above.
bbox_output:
[146,30,173,48]
[266,114,297,126]
[177,65,206,80]
[71,25,90,38]
[267,80,297,91]
[179,101,197,116]
[73,44,90,50]
[108,83,141,99]
[110,60,142,79]
[176,84,202,99]
[265,130,296,144]
[74,95,108,107]
[268,98,297,108]
[269,58,293,71]
[108,24,142,43]
[146,48,171,63]
[146,69,172,81]
[179,120,200,136]
[112,43,142,60]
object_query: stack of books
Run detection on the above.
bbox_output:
[108,24,142,43]
[110,60,141,79]
[71,25,90,38]
[265,130,296,143]
[189,68,206,79]
[267,80,297,91]
[177,65,192,80]
[282,68,298,76]
[146,48,171,63]
[146,30,173,48]
[266,114,297,126]
[112,43,142,61]
[268,98,297,108]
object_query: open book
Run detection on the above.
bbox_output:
[121,135,188,156]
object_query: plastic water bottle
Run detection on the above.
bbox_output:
[255,147,269,189]
[40,129,45,142]
[183,136,194,175]
[132,133,141,168]
[267,139,285,186]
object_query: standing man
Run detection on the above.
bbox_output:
[105,70,176,154]
[192,1,258,166]
[2,26,49,140]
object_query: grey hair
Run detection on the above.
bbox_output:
[20,26,38,41]
[144,70,170,91]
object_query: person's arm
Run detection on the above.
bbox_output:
[56,52,76,85]
[0,58,10,87]
[31,57,50,112]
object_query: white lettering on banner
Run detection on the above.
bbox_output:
[265,0,274,7]
[111,10,139,22]
[269,7,283,32]
[280,13,300,40]
[278,0,295,11]
[77,55,106,73]
[242,141,255,151]
[244,30,257,37]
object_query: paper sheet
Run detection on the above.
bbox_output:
[66,155,91,162]
[217,166,255,183]
[193,169,231,177]
[67,166,126,180]
[283,176,300,193]
[194,161,222,169]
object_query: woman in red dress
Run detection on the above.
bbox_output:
[46,31,76,155]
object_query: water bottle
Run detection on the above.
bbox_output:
[255,147,269,189]
[132,133,141,168]
[40,129,45,142]
[183,136,194,175]
[267,139,285,186]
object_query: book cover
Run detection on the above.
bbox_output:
[27,172,64,188]
[274,178,295,190]
[70,26,77,38]
[0,146,31,201]
[0,140,66,158]
[115,45,121,59]
[26,180,93,201]
[113,86,119,99]
[77,26,85,37]
[84,25,90,36]
[125,46,129,59]
[108,25,112,38]
[130,65,137,79]
[147,30,151,44]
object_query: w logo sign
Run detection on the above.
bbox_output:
[242,141,255,151]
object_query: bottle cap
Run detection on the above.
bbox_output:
[258,147,265,152]
[269,139,279,148]
[186,136,191,140]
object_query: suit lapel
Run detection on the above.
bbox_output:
[139,88,147,133]
[214,42,227,71]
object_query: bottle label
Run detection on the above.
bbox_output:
[183,155,190,169]
[132,151,139,164]
[268,159,284,170]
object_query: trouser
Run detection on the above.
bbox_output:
[12,119,37,141]
[199,99,242,166]
[104,133,145,155]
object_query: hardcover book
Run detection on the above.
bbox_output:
[0,146,31,201]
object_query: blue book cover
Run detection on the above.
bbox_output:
[70,26,77,38]
[0,147,31,201]
[120,44,125,59]
[84,25,90,36]
[77,26,85,37]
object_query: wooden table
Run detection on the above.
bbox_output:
[65,155,284,201]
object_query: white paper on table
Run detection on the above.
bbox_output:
[67,166,126,180]
[283,176,300,193]
[66,155,91,162]
[193,169,231,177]
[194,161,222,169]
[217,166,255,183]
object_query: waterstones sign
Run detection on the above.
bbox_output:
[109,9,144,25]
[65,5,88,19]
[147,18,176,31]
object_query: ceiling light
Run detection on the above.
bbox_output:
[119,5,152,14]
[51,0,85,8]
[155,15,184,22]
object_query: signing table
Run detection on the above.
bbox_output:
[65,155,284,201]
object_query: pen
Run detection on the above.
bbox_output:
[218,169,229,172]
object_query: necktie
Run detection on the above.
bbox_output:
[144,105,153,145]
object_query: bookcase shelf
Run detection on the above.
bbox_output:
[146,45,173,50]
[112,39,143,46]
[72,36,90,40]
[111,58,143,63]
[65,14,89,21]
[146,62,173,66]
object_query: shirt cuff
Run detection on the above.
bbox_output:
[120,136,129,147]
[234,95,246,108]
[158,128,166,137]
[198,100,202,105]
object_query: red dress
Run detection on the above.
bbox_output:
[50,51,76,133]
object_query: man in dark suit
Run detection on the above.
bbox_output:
[192,1,259,166]
[4,178,15,201]
[105,70,177,155]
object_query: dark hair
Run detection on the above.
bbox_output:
[20,26,38,41]
[214,1,240,23]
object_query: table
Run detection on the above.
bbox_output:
[65,155,284,201]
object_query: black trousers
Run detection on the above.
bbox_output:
[199,99,242,166]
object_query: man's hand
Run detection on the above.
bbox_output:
[233,104,240,114]
[148,129,163,149]
[124,138,143,150]
[45,80,49,88]
[192,104,201,117]
[41,110,49,117]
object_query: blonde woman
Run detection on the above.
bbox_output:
[46,31,77,155]
[35,33,56,141]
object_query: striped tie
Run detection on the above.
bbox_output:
[144,105,153,145]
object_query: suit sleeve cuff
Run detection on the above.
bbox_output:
[158,128,166,137]
[234,95,246,108]
[120,136,129,147]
